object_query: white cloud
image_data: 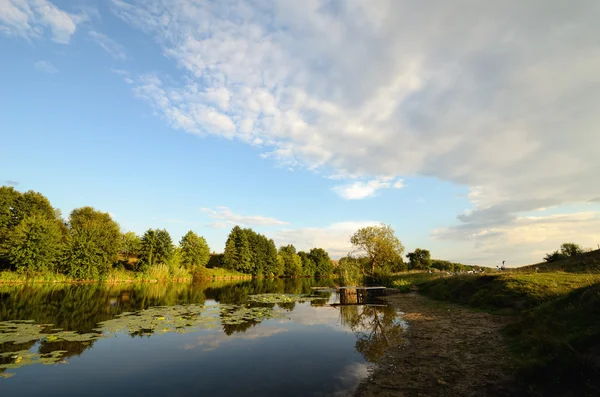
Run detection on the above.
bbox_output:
[34,60,57,73]
[111,1,600,259]
[433,211,600,265]
[273,221,381,258]
[184,326,288,351]
[0,0,81,43]
[333,178,404,200]
[89,30,127,60]
[201,206,288,228]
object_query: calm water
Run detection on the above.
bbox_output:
[0,279,405,396]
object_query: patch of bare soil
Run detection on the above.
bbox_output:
[355,292,517,397]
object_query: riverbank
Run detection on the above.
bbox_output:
[355,291,516,397]
[371,271,600,396]
[0,266,253,284]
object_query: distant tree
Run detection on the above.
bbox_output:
[180,230,210,269]
[560,242,585,258]
[223,226,254,274]
[279,244,302,277]
[350,224,405,274]
[207,253,224,268]
[138,229,174,271]
[9,190,58,228]
[120,231,141,258]
[263,238,280,277]
[309,248,333,277]
[406,248,432,270]
[544,250,566,263]
[544,242,586,263]
[6,214,66,275]
[64,207,121,279]
[298,251,316,277]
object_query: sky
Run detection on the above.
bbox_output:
[1,0,600,266]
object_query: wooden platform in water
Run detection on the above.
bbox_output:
[311,286,386,291]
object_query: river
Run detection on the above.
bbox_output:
[0,279,405,396]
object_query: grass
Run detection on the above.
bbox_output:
[416,271,600,395]
[419,272,600,312]
[376,271,448,292]
[192,266,253,281]
[0,265,252,284]
[515,248,600,273]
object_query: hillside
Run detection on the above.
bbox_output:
[515,248,600,273]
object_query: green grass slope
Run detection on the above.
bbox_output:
[515,249,600,273]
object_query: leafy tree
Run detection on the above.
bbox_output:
[138,229,174,272]
[279,244,302,277]
[0,186,20,230]
[6,214,66,275]
[406,248,432,270]
[298,251,316,277]
[544,250,566,263]
[180,230,210,269]
[309,247,333,277]
[222,226,254,274]
[9,190,57,228]
[560,242,585,258]
[64,207,121,279]
[350,224,405,274]
[120,231,141,258]
[544,242,586,263]
[263,238,280,277]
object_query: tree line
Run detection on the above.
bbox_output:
[217,226,333,277]
[337,224,484,284]
[0,186,333,280]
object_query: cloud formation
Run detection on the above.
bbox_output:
[34,60,57,73]
[0,0,81,43]
[273,221,381,258]
[109,0,600,261]
[201,206,288,228]
[89,31,127,60]
[333,178,404,200]
[4,180,19,186]
[433,211,600,265]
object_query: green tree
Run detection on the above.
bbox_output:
[64,207,121,279]
[138,229,174,272]
[9,190,58,228]
[406,248,432,270]
[120,231,142,258]
[279,245,302,277]
[298,251,316,277]
[350,224,405,275]
[560,242,585,258]
[222,226,254,274]
[309,247,333,277]
[6,214,66,275]
[263,238,281,276]
[180,230,210,269]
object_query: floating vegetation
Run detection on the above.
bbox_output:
[0,321,101,345]
[0,349,68,372]
[0,301,288,377]
[247,293,328,304]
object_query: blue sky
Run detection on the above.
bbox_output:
[1,0,599,265]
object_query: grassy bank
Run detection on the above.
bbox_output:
[418,272,599,312]
[514,248,600,273]
[416,272,600,395]
[375,271,447,292]
[0,266,253,284]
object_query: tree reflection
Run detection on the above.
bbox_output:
[0,278,338,376]
[339,304,404,363]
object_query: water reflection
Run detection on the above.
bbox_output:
[0,279,404,394]
[339,304,406,362]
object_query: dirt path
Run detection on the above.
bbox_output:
[355,292,517,397]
